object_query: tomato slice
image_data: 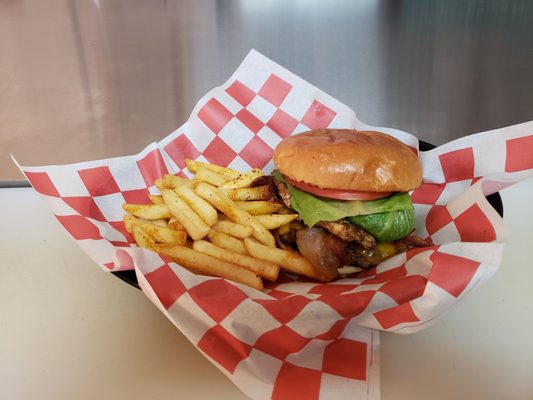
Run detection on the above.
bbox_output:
[284,176,392,200]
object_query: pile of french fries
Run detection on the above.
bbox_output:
[122,160,319,290]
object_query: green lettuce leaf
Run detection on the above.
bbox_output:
[348,208,415,242]
[273,170,413,228]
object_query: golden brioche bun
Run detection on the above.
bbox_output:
[273,129,422,192]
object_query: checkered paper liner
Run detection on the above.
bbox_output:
[14,50,533,400]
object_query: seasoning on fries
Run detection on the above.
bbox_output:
[122,161,286,288]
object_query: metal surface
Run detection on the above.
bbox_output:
[2,0,533,182]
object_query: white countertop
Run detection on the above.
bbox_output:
[1,181,533,400]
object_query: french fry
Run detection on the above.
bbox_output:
[193,240,279,282]
[185,159,241,180]
[278,223,291,235]
[254,214,299,230]
[195,167,229,187]
[149,219,168,227]
[161,189,210,240]
[124,215,187,245]
[276,206,296,215]
[154,178,164,190]
[175,185,218,226]
[162,174,197,189]
[185,159,202,173]
[219,168,264,189]
[123,215,137,232]
[208,230,248,255]
[159,245,263,290]
[223,186,271,201]
[244,238,334,282]
[277,220,305,235]
[168,217,185,230]
[235,201,283,215]
[131,225,159,252]
[195,183,275,247]
[149,195,164,205]
[123,203,172,219]
[213,220,253,239]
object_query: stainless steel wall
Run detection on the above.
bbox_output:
[2,0,532,181]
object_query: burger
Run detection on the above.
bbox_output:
[254,129,431,281]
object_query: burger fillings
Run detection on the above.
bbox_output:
[256,129,431,280]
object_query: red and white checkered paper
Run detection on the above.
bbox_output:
[15,50,533,400]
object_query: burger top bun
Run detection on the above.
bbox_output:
[273,129,423,192]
